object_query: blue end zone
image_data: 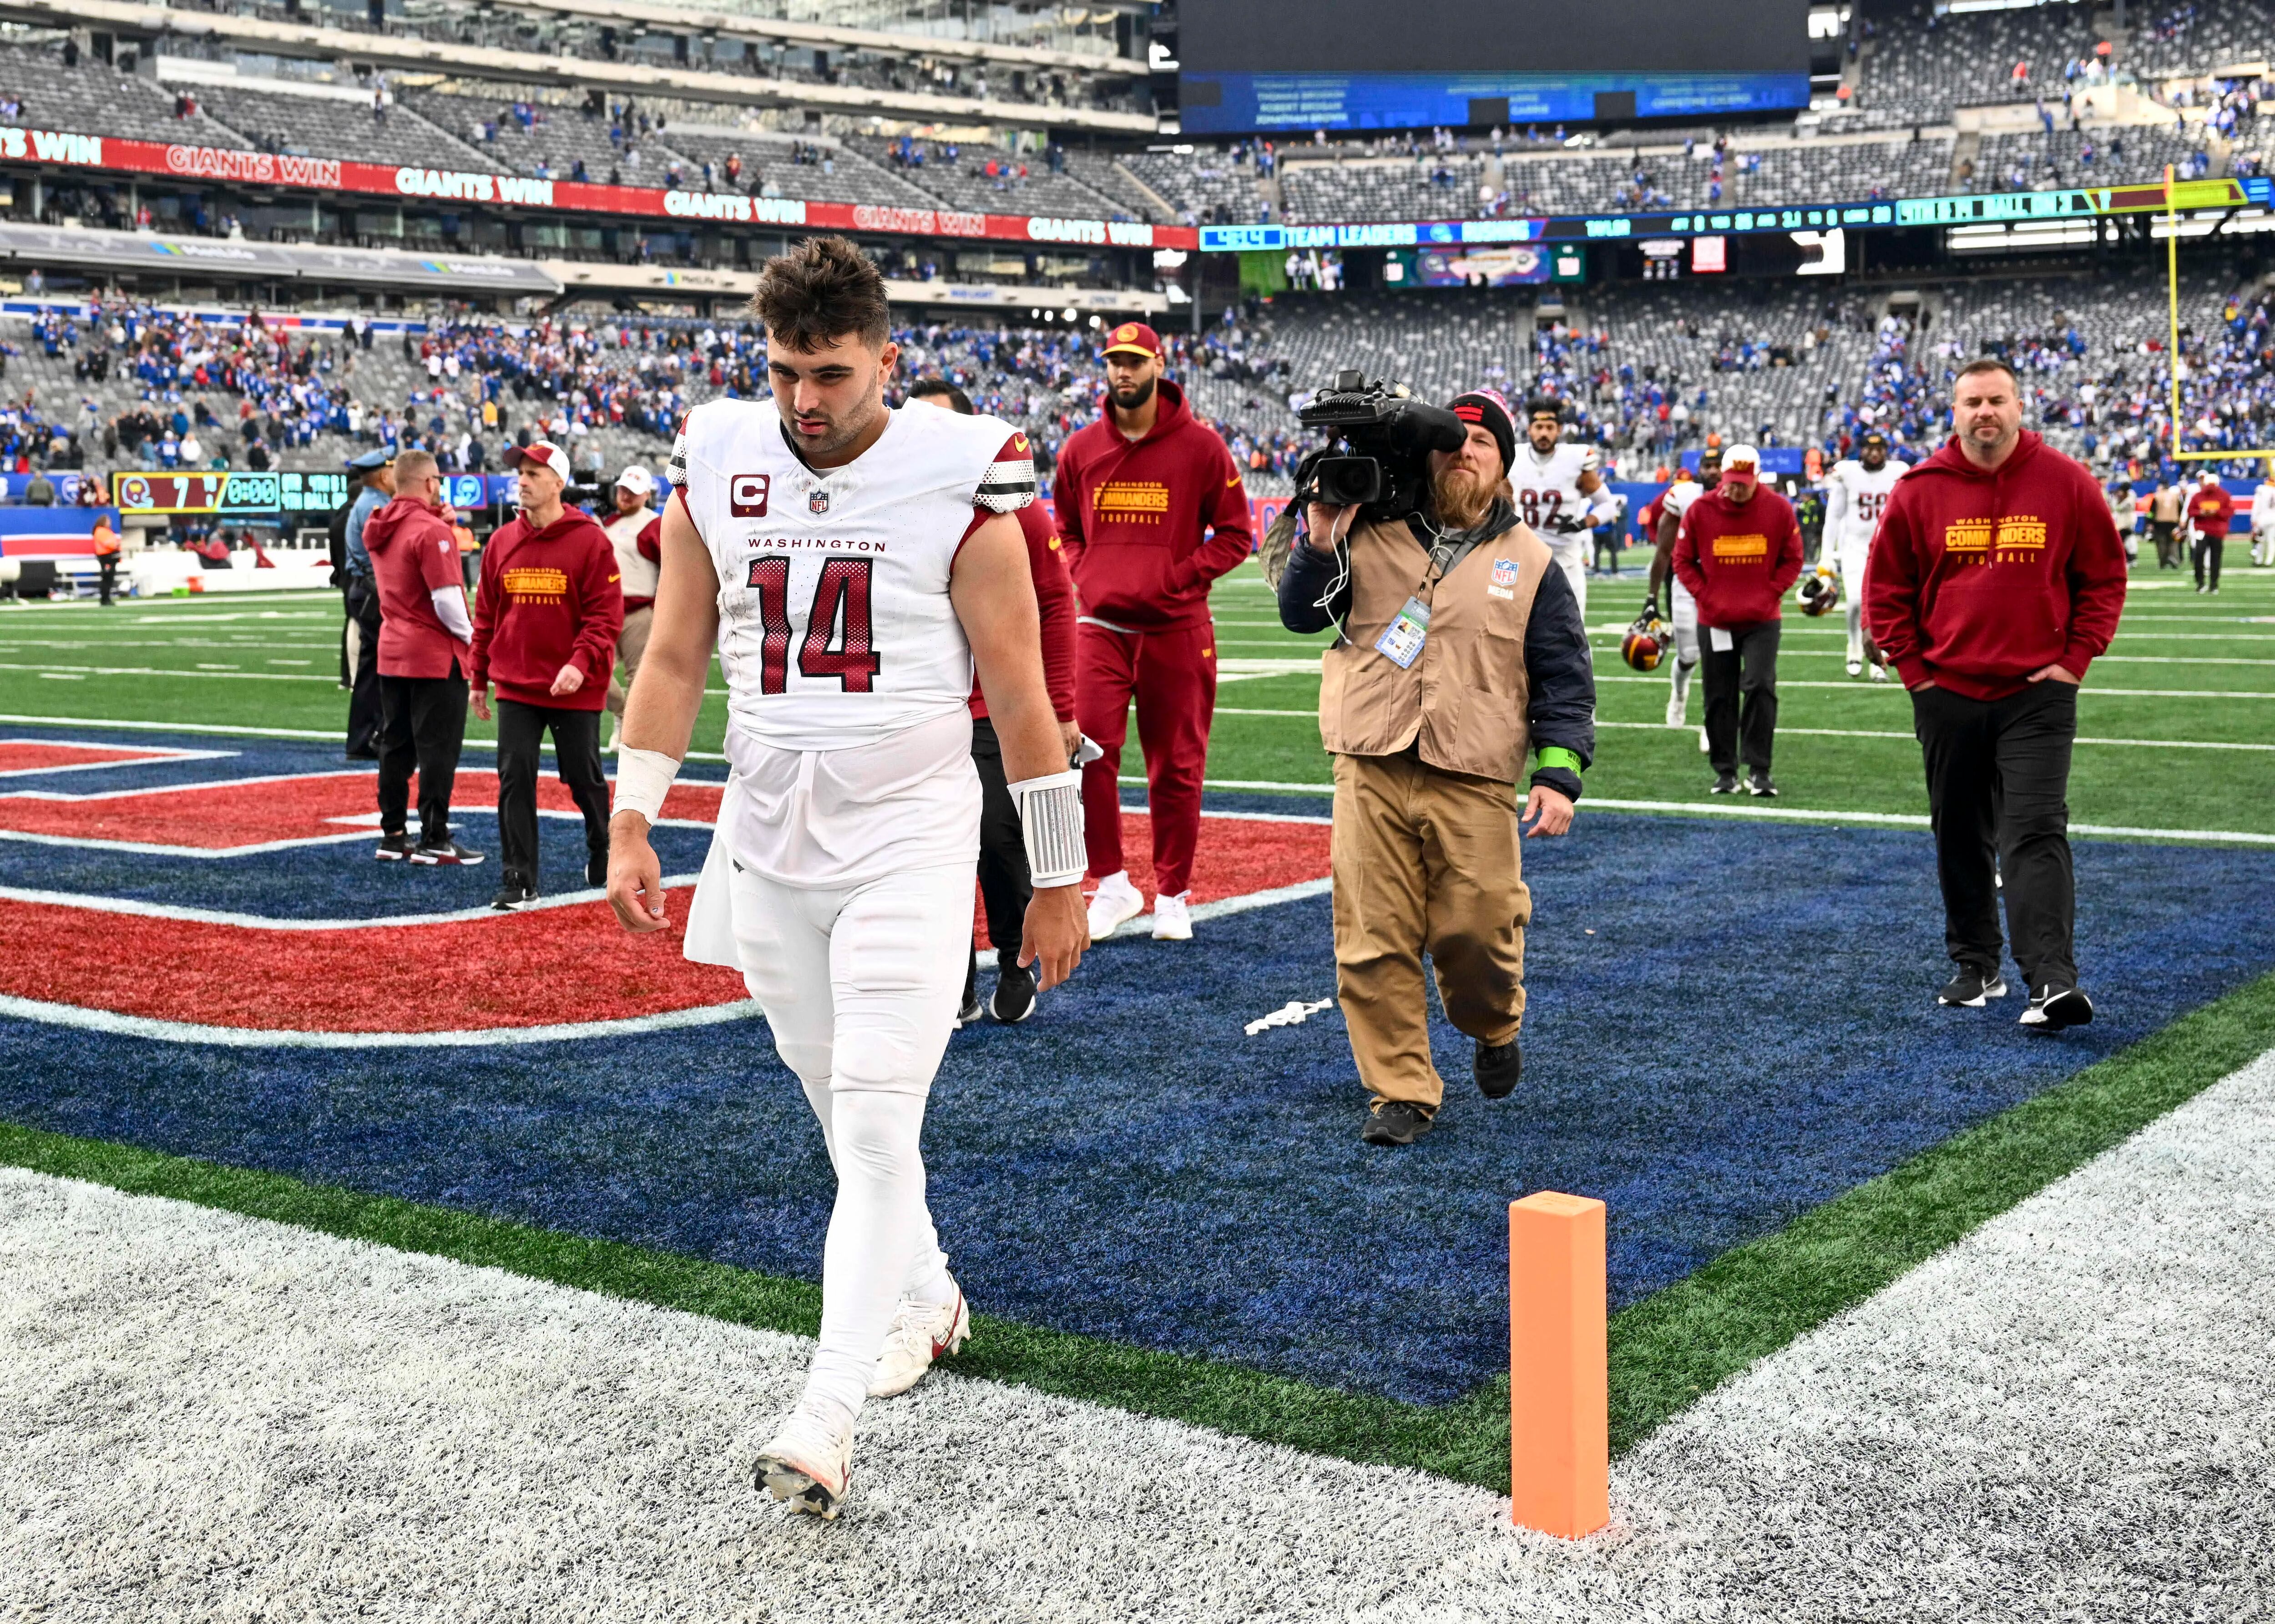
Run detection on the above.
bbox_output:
[3,742,2272,1404]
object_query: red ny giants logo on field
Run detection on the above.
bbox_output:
[731,474,771,516]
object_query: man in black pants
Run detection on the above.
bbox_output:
[362,449,482,865]
[469,441,623,909]
[1867,358,2128,1031]
[339,448,394,761]
[1669,445,1804,797]
[905,379,1080,1024]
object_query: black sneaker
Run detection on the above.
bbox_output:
[410,839,485,866]
[2020,984,2093,1033]
[490,881,537,912]
[1747,772,1778,798]
[1709,773,1740,794]
[990,957,1038,1024]
[1360,1099,1435,1146]
[374,830,415,862]
[586,853,609,889]
[1475,1036,1522,1099]
[1937,965,2008,1007]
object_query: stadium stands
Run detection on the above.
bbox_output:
[190,81,495,170]
[0,44,250,147]
[845,136,1140,221]
[1120,146,1268,227]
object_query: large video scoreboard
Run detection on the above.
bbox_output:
[1175,0,1813,134]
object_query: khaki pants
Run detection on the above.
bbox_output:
[1330,750,1528,1111]
[605,605,654,717]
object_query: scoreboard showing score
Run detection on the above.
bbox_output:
[114,471,351,516]
[1176,0,1812,133]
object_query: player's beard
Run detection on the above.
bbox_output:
[1108,375,1157,413]
[1431,463,1497,532]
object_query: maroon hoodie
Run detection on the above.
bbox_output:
[364,495,469,679]
[1670,481,1805,628]
[1865,431,2127,700]
[470,507,624,711]
[1052,378,1253,631]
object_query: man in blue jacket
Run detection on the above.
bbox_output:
[1278,387,1596,1146]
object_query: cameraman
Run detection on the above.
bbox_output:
[1276,388,1595,1148]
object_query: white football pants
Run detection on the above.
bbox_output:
[730,859,973,1431]
[1835,543,1869,663]
[1668,577,1699,708]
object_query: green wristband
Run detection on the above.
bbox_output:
[1536,747,1583,774]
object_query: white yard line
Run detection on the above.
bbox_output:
[2,1050,2267,1619]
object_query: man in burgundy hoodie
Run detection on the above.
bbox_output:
[470,440,624,910]
[1670,444,1805,797]
[1866,357,2127,1031]
[364,447,481,866]
[2184,469,2234,594]
[1053,321,1252,944]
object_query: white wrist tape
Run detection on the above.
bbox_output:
[612,746,682,824]
[1008,768,1086,888]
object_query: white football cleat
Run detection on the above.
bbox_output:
[1664,692,1687,729]
[753,1406,853,1520]
[868,1284,972,1399]
[1087,870,1144,942]
[1845,659,1863,678]
[1152,890,1193,941]
[1869,663,1890,683]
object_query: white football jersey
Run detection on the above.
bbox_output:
[1659,475,1706,526]
[1824,458,1905,557]
[1511,440,1598,544]
[672,399,1035,752]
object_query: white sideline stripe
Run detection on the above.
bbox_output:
[1593,677,2275,698]
[0,716,734,763]
[0,993,764,1048]
[1214,710,2275,749]
[0,663,342,683]
[0,827,382,859]
[0,874,708,931]
[0,743,237,777]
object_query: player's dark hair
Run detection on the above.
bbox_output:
[909,378,975,415]
[1955,355,2020,391]
[1524,395,1562,424]
[753,235,890,352]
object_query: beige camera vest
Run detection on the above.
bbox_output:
[1317,514,1554,782]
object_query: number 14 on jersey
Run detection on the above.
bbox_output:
[744,555,882,694]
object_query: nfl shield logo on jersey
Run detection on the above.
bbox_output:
[809,488,831,516]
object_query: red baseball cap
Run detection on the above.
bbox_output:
[506,440,571,478]
[1102,321,1162,359]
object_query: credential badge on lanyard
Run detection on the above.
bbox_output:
[1375,595,1431,669]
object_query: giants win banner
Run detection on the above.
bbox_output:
[0,125,1197,250]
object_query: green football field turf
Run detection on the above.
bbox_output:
[5,542,2270,837]
[1,545,2270,1481]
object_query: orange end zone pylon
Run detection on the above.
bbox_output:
[1508,1190,1609,1539]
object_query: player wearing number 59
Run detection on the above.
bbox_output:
[1277,387,1595,1148]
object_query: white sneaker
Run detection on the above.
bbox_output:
[1664,692,1687,729]
[868,1284,971,1399]
[1151,890,1193,941]
[1086,870,1144,942]
[1697,725,1710,754]
[1868,663,1889,683]
[1845,659,1863,678]
[753,1406,854,1520]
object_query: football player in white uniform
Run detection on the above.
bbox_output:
[2252,473,2275,567]
[1820,429,1904,679]
[1648,445,1719,744]
[1512,397,1621,617]
[606,238,1086,1520]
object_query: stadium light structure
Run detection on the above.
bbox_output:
[0,0,1157,133]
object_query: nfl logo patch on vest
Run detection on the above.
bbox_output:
[1489,557,1518,599]
[809,488,831,516]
